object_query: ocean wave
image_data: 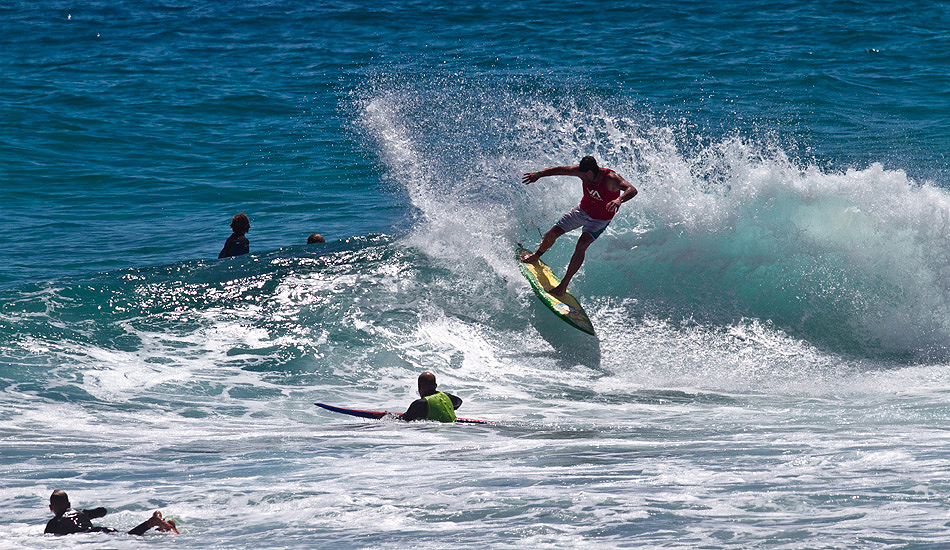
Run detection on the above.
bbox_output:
[360,86,950,359]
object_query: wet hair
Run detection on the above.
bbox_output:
[307,233,325,244]
[50,490,70,510]
[578,156,599,174]
[230,213,250,234]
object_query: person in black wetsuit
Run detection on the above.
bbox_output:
[219,212,250,259]
[44,490,178,536]
[401,372,462,422]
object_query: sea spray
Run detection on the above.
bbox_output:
[358,83,950,359]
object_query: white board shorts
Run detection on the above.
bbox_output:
[555,205,611,240]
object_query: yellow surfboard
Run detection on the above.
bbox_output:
[517,246,595,335]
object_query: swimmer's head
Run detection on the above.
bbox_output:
[230,213,250,235]
[49,490,70,515]
[417,371,437,396]
[307,233,325,244]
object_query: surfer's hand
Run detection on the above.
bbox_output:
[522,171,540,184]
[607,199,622,212]
[150,511,179,534]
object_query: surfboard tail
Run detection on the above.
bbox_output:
[517,246,596,335]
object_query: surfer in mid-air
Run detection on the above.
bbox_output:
[520,156,637,296]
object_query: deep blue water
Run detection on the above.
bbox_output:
[4,1,950,548]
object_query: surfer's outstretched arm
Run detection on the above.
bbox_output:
[128,511,179,536]
[522,166,584,184]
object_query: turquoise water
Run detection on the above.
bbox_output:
[4,1,950,548]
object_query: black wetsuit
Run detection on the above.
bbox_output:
[402,393,462,421]
[45,508,115,535]
[45,507,156,536]
[219,233,249,258]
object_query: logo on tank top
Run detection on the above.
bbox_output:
[587,189,602,201]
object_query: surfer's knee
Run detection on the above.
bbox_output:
[577,234,595,249]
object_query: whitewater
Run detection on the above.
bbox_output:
[5,88,950,547]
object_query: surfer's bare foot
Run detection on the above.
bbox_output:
[549,284,567,296]
[520,252,539,263]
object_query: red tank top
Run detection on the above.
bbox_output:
[579,168,621,220]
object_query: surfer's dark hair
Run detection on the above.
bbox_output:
[230,213,250,233]
[578,156,599,174]
[50,490,69,508]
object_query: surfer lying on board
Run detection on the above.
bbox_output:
[521,156,637,296]
[44,490,179,536]
[401,372,462,422]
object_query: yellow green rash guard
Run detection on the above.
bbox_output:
[424,392,457,422]
[402,391,462,422]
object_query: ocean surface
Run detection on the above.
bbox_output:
[4,1,950,548]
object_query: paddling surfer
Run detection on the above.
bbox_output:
[520,156,637,296]
[401,372,461,422]
[44,490,179,536]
